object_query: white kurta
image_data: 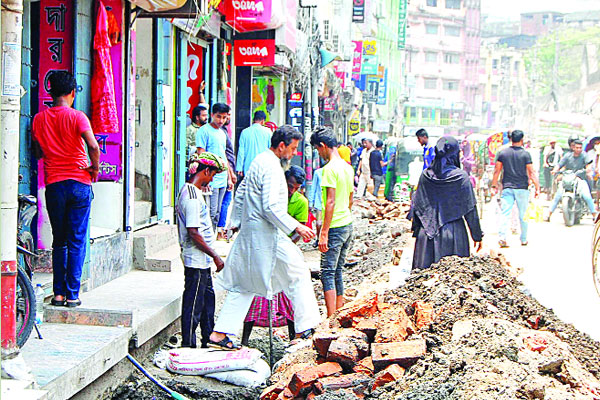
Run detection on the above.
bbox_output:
[214,150,321,335]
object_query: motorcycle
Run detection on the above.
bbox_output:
[559,169,587,227]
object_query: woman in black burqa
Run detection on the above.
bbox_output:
[409,136,483,269]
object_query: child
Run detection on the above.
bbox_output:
[176,152,228,348]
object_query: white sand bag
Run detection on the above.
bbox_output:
[204,359,271,387]
[167,347,262,375]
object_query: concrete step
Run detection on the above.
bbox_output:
[1,379,48,400]
[143,243,182,272]
[133,224,178,269]
[134,200,153,227]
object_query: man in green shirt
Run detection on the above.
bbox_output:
[310,126,354,316]
[286,165,309,225]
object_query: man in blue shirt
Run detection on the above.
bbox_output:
[196,103,233,228]
[236,111,272,179]
[416,128,435,170]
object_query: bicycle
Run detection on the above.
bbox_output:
[16,194,41,347]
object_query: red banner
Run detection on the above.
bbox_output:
[187,43,205,114]
[224,0,284,32]
[234,39,275,66]
[39,0,74,110]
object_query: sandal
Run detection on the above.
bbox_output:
[208,336,240,351]
[498,240,509,248]
[50,297,66,306]
[66,299,82,308]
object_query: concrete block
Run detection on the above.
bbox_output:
[143,244,182,272]
[371,340,427,370]
[44,306,133,327]
[133,224,178,269]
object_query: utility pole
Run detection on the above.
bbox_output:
[552,28,559,111]
[0,0,24,357]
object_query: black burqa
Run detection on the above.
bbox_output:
[409,137,483,270]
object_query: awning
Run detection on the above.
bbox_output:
[134,0,222,18]
[130,0,187,13]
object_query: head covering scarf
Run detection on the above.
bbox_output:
[409,136,477,238]
[188,152,227,176]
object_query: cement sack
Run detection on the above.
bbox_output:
[167,347,262,375]
[204,359,271,387]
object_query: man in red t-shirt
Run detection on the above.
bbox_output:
[32,71,100,308]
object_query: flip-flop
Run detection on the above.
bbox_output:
[498,240,509,248]
[208,336,240,351]
[66,299,82,308]
[50,297,66,306]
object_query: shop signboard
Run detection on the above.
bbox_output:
[363,39,376,56]
[398,0,407,49]
[234,39,276,66]
[352,0,365,23]
[365,75,380,103]
[377,68,387,105]
[225,0,285,33]
[361,55,378,75]
[287,94,304,135]
[348,109,361,136]
[351,41,363,81]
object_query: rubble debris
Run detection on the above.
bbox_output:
[371,340,427,370]
[371,364,405,391]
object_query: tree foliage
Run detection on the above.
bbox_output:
[524,26,600,98]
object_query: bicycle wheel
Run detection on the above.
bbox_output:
[16,267,36,347]
[18,231,35,277]
[592,236,600,297]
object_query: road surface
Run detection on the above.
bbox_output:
[479,199,600,341]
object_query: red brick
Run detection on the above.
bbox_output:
[371,364,405,391]
[375,308,415,343]
[326,336,360,368]
[276,387,293,400]
[353,356,375,376]
[306,391,317,400]
[336,292,379,328]
[372,340,427,370]
[355,318,378,342]
[313,330,341,357]
[287,362,343,396]
[339,329,370,359]
[413,301,434,331]
[313,373,371,394]
[261,384,283,400]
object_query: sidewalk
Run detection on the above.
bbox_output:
[16,239,233,400]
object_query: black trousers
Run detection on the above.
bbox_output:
[181,267,215,348]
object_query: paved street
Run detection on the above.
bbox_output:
[479,199,600,341]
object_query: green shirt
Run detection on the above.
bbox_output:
[288,191,309,223]
[321,157,354,228]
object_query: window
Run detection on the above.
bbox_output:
[425,24,439,34]
[443,80,459,91]
[332,34,339,52]
[492,59,498,69]
[542,15,548,25]
[323,20,330,41]
[491,84,498,101]
[427,0,437,6]
[514,61,520,72]
[445,0,460,9]
[444,53,460,64]
[445,26,460,37]
[410,107,417,118]
[425,51,438,63]
[424,78,437,89]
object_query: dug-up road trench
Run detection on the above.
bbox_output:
[110,199,600,400]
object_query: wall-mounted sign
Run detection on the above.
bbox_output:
[287,94,304,134]
[225,0,285,33]
[348,110,360,136]
[361,55,378,75]
[234,39,275,66]
[290,92,303,101]
[351,41,362,81]
[365,75,380,103]
[352,0,365,23]
[363,39,376,56]
[377,68,387,105]
[398,0,407,49]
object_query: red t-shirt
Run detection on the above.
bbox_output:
[32,106,93,186]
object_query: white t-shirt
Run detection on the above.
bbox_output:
[176,183,215,268]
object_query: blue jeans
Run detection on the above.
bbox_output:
[499,188,529,243]
[549,180,596,214]
[320,224,353,295]
[45,180,92,300]
[217,189,232,228]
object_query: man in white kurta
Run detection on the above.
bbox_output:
[209,126,320,348]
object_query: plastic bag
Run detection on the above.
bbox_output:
[167,347,262,376]
[524,201,544,222]
[204,359,271,387]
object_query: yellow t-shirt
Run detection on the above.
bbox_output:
[321,157,354,228]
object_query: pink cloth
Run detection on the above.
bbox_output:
[244,292,294,327]
[91,1,119,134]
[32,107,93,186]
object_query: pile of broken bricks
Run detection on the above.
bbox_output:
[353,199,409,221]
[261,293,434,399]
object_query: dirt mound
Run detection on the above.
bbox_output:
[264,256,600,400]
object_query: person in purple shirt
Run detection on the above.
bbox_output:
[416,128,435,170]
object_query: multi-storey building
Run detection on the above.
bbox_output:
[403,0,481,135]
[520,11,564,36]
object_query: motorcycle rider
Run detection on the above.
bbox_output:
[545,139,596,221]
